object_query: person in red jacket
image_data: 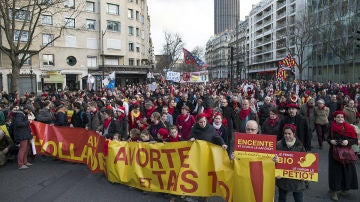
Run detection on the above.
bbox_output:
[175,105,195,140]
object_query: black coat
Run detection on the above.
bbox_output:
[279,114,311,151]
[189,123,226,147]
[70,110,88,128]
[328,132,358,191]
[11,110,32,143]
[261,117,282,136]
[103,119,121,139]
[276,138,307,191]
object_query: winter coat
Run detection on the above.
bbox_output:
[36,107,54,124]
[279,114,311,151]
[276,138,307,191]
[11,110,32,143]
[189,123,226,147]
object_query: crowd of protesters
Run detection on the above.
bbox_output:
[0,78,359,201]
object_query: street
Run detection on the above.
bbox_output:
[0,136,359,202]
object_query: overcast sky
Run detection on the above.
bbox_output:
[148,0,261,54]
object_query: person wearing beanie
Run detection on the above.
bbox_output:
[157,128,169,142]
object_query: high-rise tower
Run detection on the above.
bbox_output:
[214,0,240,34]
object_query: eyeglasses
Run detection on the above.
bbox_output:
[246,128,257,132]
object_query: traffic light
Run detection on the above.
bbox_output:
[357,30,360,48]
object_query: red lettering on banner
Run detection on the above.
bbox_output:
[218,181,230,202]
[180,170,198,193]
[114,147,127,164]
[161,149,176,168]
[136,148,149,167]
[208,171,217,193]
[150,149,163,169]
[250,161,264,202]
[178,147,190,168]
[152,170,166,189]
[139,177,152,188]
[167,170,178,191]
[129,148,136,165]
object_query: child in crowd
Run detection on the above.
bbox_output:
[168,126,181,142]
[139,130,154,142]
[157,128,169,142]
[128,128,141,142]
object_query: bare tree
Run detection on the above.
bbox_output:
[0,0,82,92]
[162,32,183,69]
[191,46,205,60]
[318,0,360,80]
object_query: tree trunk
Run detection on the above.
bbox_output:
[10,65,20,94]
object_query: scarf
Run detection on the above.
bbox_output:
[104,118,112,129]
[233,102,238,109]
[239,108,251,120]
[268,116,279,127]
[130,110,140,123]
[331,121,358,140]
[286,138,297,148]
[213,122,222,130]
[117,113,126,120]
[318,105,325,110]
[178,114,190,123]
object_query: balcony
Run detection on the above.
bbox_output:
[277,1,286,9]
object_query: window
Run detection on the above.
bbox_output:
[41,15,53,25]
[107,21,120,32]
[128,0,133,2]
[104,57,119,65]
[14,30,29,42]
[107,39,121,49]
[136,28,140,37]
[137,59,140,66]
[136,0,139,4]
[129,43,134,51]
[128,9,133,19]
[40,0,52,4]
[86,1,95,12]
[128,26,133,35]
[87,19,95,30]
[129,58,134,66]
[136,46,140,53]
[64,0,75,8]
[19,53,31,65]
[136,11,139,21]
[42,34,54,46]
[87,56,97,67]
[43,54,54,65]
[65,18,75,28]
[14,9,31,21]
[87,38,97,49]
[107,3,119,15]
[141,15,144,24]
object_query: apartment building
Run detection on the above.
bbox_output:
[0,0,152,95]
[205,31,232,79]
[246,0,303,80]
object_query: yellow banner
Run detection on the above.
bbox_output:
[107,140,234,201]
[233,157,275,202]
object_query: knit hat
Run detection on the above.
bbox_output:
[157,128,169,139]
[333,110,345,118]
[116,106,125,113]
[286,102,299,109]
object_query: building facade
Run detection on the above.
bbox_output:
[0,0,152,95]
[214,0,240,35]
[247,0,302,80]
[305,0,360,82]
[205,32,232,79]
